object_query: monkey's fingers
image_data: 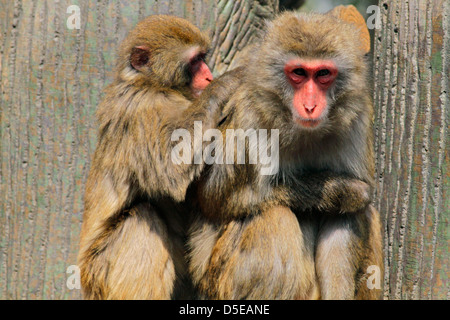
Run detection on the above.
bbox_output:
[316,177,371,214]
[196,67,245,124]
[335,179,372,214]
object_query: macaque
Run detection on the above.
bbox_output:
[78,15,242,299]
[188,7,383,300]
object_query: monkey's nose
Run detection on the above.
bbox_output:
[304,104,317,113]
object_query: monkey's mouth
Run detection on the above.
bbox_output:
[295,118,322,128]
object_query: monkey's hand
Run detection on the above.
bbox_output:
[273,173,372,215]
[195,67,245,127]
[319,177,372,214]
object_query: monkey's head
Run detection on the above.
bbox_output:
[118,15,213,98]
[250,7,371,134]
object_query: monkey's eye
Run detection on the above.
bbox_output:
[292,68,306,76]
[316,69,330,77]
[191,53,206,64]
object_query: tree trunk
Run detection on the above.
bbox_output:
[373,0,449,300]
[0,0,278,300]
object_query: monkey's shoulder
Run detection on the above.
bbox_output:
[103,83,192,113]
[221,84,287,129]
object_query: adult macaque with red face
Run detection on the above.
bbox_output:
[188,7,383,300]
[78,15,241,300]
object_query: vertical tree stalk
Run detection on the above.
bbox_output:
[373,0,449,300]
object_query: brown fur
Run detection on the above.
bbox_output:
[78,15,242,299]
[188,9,383,300]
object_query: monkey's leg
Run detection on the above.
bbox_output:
[189,206,318,300]
[80,202,178,300]
[315,204,383,300]
[354,205,383,300]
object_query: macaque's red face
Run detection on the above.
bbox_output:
[284,59,338,128]
[129,45,213,98]
[189,52,213,97]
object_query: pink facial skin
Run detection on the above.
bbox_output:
[284,59,338,128]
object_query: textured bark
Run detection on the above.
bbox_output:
[209,0,278,74]
[373,0,449,300]
[0,0,278,300]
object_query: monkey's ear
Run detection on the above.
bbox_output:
[130,46,151,71]
[327,5,371,54]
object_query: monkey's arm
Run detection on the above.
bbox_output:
[187,67,245,126]
[150,68,246,202]
[272,171,372,214]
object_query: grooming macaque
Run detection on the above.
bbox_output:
[78,15,242,299]
[188,7,382,299]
